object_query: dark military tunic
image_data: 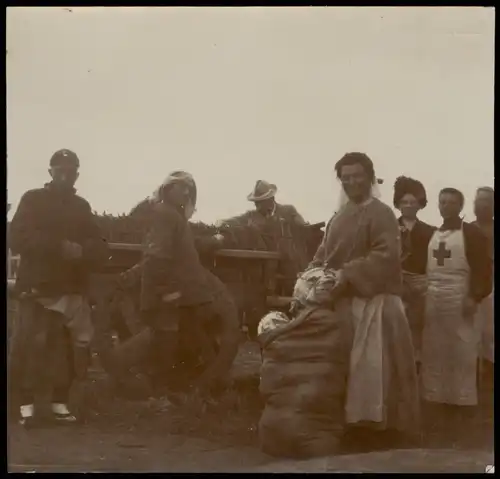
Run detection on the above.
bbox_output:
[222,203,309,292]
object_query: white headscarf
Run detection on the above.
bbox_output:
[184,197,196,220]
[149,170,197,219]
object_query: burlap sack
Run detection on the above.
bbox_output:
[258,307,352,458]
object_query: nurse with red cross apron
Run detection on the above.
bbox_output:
[421,222,480,406]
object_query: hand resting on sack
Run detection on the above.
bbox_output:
[304,269,346,308]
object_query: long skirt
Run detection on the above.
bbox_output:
[402,272,428,362]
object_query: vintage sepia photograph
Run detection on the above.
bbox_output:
[6,6,494,473]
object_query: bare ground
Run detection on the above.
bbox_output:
[8,342,494,473]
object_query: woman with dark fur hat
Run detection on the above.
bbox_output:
[393,176,436,366]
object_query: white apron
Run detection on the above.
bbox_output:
[345,295,386,425]
[421,225,480,406]
[343,294,419,433]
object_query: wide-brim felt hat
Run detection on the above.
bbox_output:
[247,180,278,202]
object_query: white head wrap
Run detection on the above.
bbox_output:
[184,197,196,220]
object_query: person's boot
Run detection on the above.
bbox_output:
[51,402,77,424]
[19,404,36,428]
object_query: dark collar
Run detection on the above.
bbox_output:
[440,216,463,231]
[398,217,420,232]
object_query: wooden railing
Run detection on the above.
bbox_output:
[7,244,293,306]
[107,243,289,305]
[7,245,283,277]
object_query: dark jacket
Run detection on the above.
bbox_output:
[398,217,436,275]
[438,218,493,303]
[9,183,109,297]
[221,203,309,284]
[222,203,306,230]
[140,201,223,312]
[472,220,494,263]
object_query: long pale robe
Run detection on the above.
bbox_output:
[422,226,480,405]
[311,198,419,434]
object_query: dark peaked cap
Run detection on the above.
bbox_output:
[50,149,80,168]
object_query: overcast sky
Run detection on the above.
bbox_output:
[6,6,494,225]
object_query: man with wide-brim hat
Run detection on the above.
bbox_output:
[246,180,278,203]
[223,180,306,227]
[219,180,309,296]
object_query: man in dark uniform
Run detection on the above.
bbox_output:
[222,180,306,228]
[219,180,309,293]
[9,149,108,426]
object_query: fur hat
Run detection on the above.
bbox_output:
[393,176,427,209]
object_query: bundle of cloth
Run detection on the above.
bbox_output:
[257,267,352,458]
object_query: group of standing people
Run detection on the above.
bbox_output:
[393,175,493,440]
[8,148,493,449]
[394,178,493,384]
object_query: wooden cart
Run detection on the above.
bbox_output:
[101,242,292,316]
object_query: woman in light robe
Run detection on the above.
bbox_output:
[393,176,436,367]
[309,152,420,443]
